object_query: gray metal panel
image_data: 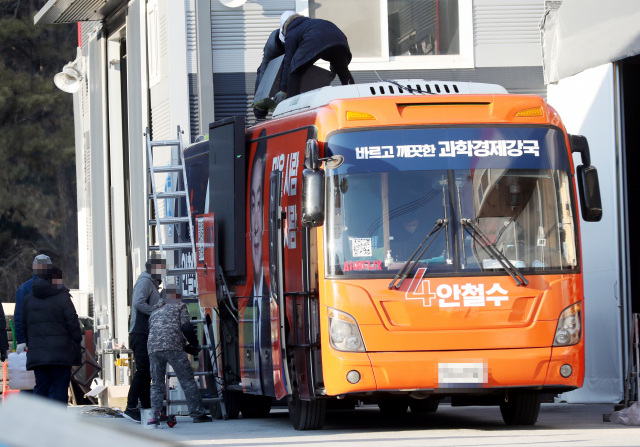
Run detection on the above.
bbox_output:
[473,0,544,68]
[196,0,215,134]
[126,0,149,282]
[87,29,114,352]
[214,66,546,123]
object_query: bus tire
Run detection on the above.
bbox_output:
[288,396,327,430]
[500,393,541,426]
[241,394,272,418]
[377,397,409,416]
[409,397,439,414]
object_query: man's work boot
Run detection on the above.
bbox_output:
[193,414,213,423]
[122,407,141,423]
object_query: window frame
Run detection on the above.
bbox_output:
[297,0,474,70]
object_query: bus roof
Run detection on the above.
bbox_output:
[272,80,509,118]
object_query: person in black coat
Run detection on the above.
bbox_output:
[254,29,285,120]
[276,11,354,103]
[0,303,8,362]
[21,266,82,404]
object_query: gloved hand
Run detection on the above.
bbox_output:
[184,344,201,356]
[1,350,6,362]
[16,343,27,354]
[274,91,287,105]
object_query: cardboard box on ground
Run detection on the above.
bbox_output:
[253,55,335,110]
[86,385,130,409]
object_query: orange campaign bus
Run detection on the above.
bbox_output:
[183,79,602,430]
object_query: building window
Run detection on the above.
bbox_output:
[388,0,459,56]
[309,0,383,59]
[305,0,472,70]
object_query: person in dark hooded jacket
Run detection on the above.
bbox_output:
[14,254,52,351]
[275,11,354,103]
[21,266,82,404]
[254,28,285,120]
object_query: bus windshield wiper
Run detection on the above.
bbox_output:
[389,219,448,290]
[460,218,529,286]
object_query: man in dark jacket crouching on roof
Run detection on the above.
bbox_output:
[274,10,354,104]
[21,266,82,404]
[148,285,212,423]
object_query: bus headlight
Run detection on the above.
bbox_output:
[328,308,366,352]
[553,302,581,347]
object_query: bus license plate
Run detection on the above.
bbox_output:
[438,362,488,388]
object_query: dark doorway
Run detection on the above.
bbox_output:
[620,55,640,313]
[119,37,134,308]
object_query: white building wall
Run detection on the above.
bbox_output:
[547,63,623,403]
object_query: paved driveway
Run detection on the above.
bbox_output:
[108,403,639,447]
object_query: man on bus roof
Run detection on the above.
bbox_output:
[274,10,354,105]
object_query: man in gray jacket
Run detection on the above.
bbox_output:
[123,253,164,422]
[148,285,211,423]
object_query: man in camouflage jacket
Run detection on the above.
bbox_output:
[148,285,212,423]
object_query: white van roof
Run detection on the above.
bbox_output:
[272,79,509,118]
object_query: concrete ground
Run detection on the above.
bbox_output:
[96,403,640,446]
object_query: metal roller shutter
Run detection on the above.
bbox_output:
[473,0,545,68]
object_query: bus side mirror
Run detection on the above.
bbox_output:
[305,139,320,171]
[301,168,325,227]
[569,134,591,166]
[576,164,602,222]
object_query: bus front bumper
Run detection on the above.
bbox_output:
[322,345,583,396]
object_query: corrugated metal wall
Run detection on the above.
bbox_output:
[150,0,172,141]
[87,29,115,378]
[80,22,100,293]
[210,0,294,72]
[126,0,150,282]
[473,0,544,67]
[211,0,293,122]
[213,66,546,124]
[186,0,199,140]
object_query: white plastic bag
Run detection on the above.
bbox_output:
[7,352,35,390]
[610,402,640,426]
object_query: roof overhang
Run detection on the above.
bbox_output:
[541,0,640,84]
[34,0,127,25]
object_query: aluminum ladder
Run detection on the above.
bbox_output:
[146,126,227,419]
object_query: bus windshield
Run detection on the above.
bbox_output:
[323,126,578,278]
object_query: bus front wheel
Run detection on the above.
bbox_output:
[500,393,541,425]
[288,395,327,430]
